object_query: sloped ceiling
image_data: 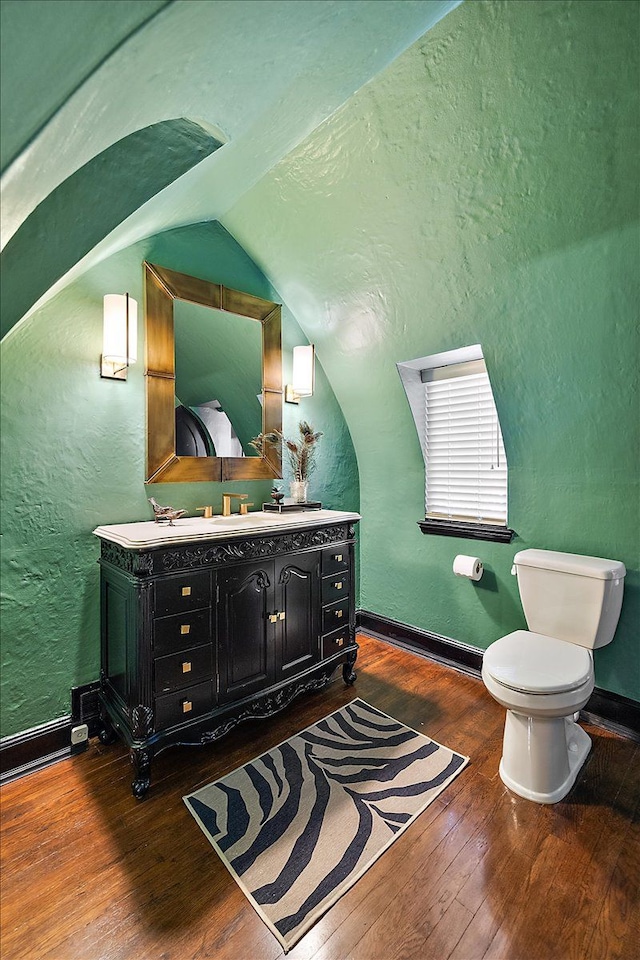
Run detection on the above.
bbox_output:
[0,0,460,337]
[0,0,171,173]
[1,119,224,337]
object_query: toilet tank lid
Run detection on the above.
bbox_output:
[514,549,626,580]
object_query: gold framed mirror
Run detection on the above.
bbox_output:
[144,261,282,483]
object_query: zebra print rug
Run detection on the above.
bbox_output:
[183,698,469,952]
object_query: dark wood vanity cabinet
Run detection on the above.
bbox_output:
[96,518,358,798]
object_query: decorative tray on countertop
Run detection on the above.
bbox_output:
[262,500,322,512]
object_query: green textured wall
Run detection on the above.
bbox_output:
[0,221,358,737]
[225,0,640,700]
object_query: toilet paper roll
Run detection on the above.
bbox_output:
[453,555,484,581]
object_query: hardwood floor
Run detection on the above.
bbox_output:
[1,634,638,960]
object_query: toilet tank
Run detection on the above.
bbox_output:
[514,549,626,649]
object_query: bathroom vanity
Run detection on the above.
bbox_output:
[93,510,360,798]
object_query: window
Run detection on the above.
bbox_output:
[423,358,507,523]
[397,345,513,542]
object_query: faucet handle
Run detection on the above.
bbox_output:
[222,493,249,516]
[239,503,254,515]
[196,506,214,519]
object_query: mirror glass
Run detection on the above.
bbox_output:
[145,262,282,484]
[174,301,263,458]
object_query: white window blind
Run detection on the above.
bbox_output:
[423,362,508,525]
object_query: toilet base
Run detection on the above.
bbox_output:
[499,711,592,804]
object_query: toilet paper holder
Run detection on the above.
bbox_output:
[453,555,484,581]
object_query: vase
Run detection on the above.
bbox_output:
[290,480,308,503]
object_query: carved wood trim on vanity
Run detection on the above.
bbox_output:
[179,667,343,746]
[99,541,154,575]
[99,523,354,575]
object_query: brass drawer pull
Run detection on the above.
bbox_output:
[335,609,344,619]
[180,624,191,635]
[334,554,343,563]
[334,581,343,590]
[336,637,345,647]
[269,613,278,623]
[181,586,192,597]
[182,661,192,674]
[278,611,286,621]
[182,700,193,714]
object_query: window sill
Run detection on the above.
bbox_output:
[418,519,515,543]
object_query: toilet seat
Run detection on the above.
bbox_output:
[484,630,592,695]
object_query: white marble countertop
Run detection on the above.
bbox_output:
[93,509,361,550]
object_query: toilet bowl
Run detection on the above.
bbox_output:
[482,631,595,803]
[482,549,625,804]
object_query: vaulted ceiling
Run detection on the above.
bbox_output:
[0,0,460,337]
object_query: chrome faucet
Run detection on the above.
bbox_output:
[222,493,248,517]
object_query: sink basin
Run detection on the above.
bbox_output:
[210,510,348,528]
[211,513,278,527]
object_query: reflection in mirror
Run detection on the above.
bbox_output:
[175,404,215,457]
[174,301,263,458]
[144,261,282,484]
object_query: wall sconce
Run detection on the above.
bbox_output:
[285,344,315,403]
[101,293,137,380]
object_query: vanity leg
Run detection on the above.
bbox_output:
[130,746,152,800]
[98,714,117,745]
[98,723,117,746]
[343,647,358,686]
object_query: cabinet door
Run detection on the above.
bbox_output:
[274,552,321,680]
[217,561,274,704]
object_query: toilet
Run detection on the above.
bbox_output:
[482,549,626,804]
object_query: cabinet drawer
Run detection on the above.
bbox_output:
[322,598,350,634]
[154,645,213,695]
[322,574,349,605]
[154,572,210,617]
[322,546,349,577]
[322,627,351,658]
[154,609,211,656]
[154,680,213,730]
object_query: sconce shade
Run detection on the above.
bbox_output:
[291,344,315,397]
[103,294,137,365]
